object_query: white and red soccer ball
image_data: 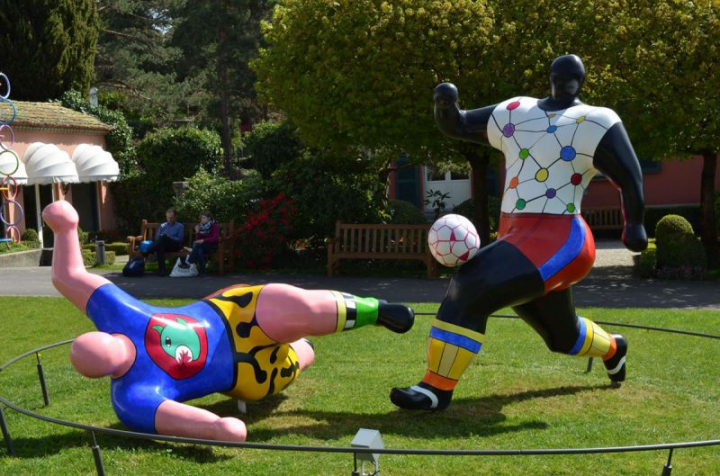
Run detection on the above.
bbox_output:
[428,214,481,267]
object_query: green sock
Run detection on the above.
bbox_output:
[353,296,379,328]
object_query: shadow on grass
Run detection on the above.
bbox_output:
[1,384,610,459]
[1,426,225,463]
[246,384,609,442]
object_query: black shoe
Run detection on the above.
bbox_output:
[179,263,190,269]
[390,382,452,411]
[604,334,627,385]
[377,303,415,334]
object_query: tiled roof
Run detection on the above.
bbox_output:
[4,100,113,133]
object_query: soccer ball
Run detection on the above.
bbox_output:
[428,214,480,267]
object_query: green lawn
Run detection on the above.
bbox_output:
[0,297,718,475]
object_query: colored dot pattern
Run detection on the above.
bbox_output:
[561,146,576,161]
[492,97,615,215]
[503,123,515,137]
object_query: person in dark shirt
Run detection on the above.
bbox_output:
[180,210,219,275]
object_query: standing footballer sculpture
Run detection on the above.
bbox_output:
[391,54,648,411]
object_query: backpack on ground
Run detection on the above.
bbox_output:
[122,256,145,277]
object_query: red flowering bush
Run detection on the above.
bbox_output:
[231,193,297,269]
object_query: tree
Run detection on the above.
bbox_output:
[0,0,99,101]
[560,0,720,268]
[94,0,200,125]
[253,0,501,242]
[171,0,276,178]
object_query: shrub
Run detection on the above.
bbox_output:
[83,243,129,256]
[655,214,707,279]
[243,121,303,180]
[387,200,427,224]
[113,127,224,234]
[137,127,222,179]
[644,205,701,237]
[453,196,502,231]
[637,241,657,278]
[82,249,94,267]
[231,193,298,269]
[20,228,40,248]
[267,152,387,244]
[173,169,262,224]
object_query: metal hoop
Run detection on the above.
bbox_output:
[0,124,15,151]
[1,175,18,200]
[0,98,17,126]
[5,224,20,242]
[0,72,10,99]
[0,149,19,176]
[0,199,23,226]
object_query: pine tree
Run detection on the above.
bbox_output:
[0,0,100,101]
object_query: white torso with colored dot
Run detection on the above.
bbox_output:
[488,97,620,215]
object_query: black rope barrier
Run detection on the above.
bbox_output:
[0,316,718,470]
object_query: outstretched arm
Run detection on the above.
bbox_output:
[42,200,111,314]
[155,400,247,442]
[593,123,648,252]
[434,83,496,145]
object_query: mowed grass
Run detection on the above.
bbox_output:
[0,297,719,475]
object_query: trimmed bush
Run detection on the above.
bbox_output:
[83,243,129,256]
[82,249,116,266]
[387,200,427,224]
[645,205,701,237]
[655,214,706,279]
[637,241,657,278]
[20,228,40,248]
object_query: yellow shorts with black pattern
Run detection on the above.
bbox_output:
[205,284,301,402]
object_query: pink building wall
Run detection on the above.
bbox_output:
[584,156,720,209]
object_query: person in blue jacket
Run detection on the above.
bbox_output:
[144,208,185,276]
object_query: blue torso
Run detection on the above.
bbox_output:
[85,284,234,433]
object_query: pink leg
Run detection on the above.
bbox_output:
[290,338,315,371]
[42,200,110,314]
[255,283,341,342]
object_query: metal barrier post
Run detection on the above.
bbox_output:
[0,404,15,455]
[661,448,673,476]
[96,240,106,266]
[586,357,594,373]
[91,431,106,476]
[36,353,50,407]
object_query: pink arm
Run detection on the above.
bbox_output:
[155,400,247,442]
[42,200,111,314]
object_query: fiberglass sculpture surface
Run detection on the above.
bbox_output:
[391,55,648,411]
[44,200,414,441]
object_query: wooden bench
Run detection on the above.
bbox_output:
[327,221,437,278]
[581,207,623,231]
[128,220,235,275]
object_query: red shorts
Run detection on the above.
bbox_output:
[497,213,595,293]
